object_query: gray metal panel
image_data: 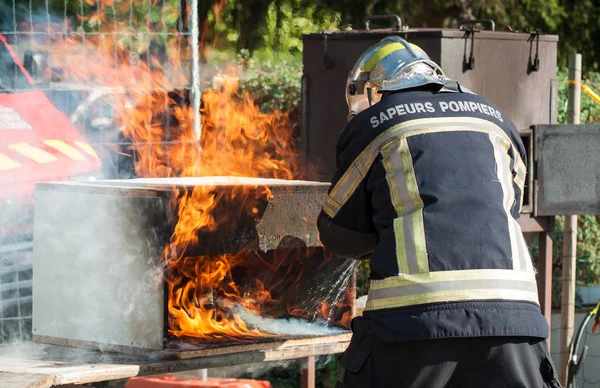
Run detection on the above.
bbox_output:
[35,178,330,254]
[32,187,167,350]
[439,34,557,130]
[536,124,600,215]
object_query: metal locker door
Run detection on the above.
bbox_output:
[534,124,600,215]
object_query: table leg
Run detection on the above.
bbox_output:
[301,356,316,388]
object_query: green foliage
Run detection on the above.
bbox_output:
[238,50,302,116]
[209,0,340,55]
[237,356,339,388]
[533,214,600,309]
[20,0,600,68]
[201,0,600,69]
[76,0,182,55]
[262,2,340,54]
[355,260,370,298]
[556,69,600,124]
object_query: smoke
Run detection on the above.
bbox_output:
[205,355,339,381]
[229,305,346,337]
[0,183,165,363]
[0,10,351,388]
[0,1,142,353]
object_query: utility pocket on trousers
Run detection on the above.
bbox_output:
[341,343,371,373]
[541,354,562,388]
[336,338,372,387]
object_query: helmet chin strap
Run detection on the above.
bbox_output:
[367,88,375,106]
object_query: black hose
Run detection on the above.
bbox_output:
[568,311,595,387]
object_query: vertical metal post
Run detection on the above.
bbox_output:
[538,228,553,349]
[189,0,202,142]
[197,368,208,381]
[559,53,581,386]
[301,356,316,388]
[190,0,204,358]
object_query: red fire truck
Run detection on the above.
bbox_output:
[0,33,101,204]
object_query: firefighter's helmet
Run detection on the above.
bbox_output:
[346,36,448,119]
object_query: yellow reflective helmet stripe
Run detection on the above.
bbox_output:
[0,152,22,171]
[364,269,540,311]
[360,42,425,72]
[44,140,87,161]
[9,142,58,164]
[74,141,100,159]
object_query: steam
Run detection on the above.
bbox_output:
[229,305,346,337]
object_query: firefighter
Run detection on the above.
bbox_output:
[317,36,562,387]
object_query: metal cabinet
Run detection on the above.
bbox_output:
[300,24,559,195]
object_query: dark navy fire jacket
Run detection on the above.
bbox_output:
[318,86,549,342]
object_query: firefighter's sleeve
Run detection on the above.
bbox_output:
[317,124,378,259]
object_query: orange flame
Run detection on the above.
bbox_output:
[40,1,351,342]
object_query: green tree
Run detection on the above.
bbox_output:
[199,0,599,69]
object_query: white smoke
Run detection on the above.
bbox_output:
[229,305,346,337]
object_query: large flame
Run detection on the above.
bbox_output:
[37,0,350,342]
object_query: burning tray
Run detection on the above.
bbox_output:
[31,177,355,354]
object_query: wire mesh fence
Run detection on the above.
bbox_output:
[0,0,200,342]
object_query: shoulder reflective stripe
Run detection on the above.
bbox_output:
[44,140,87,161]
[399,124,510,140]
[325,117,511,218]
[365,289,540,310]
[322,197,339,218]
[489,135,522,271]
[0,152,22,171]
[9,143,58,164]
[364,269,539,310]
[323,164,367,218]
[74,141,100,159]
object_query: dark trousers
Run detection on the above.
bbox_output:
[336,335,562,388]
